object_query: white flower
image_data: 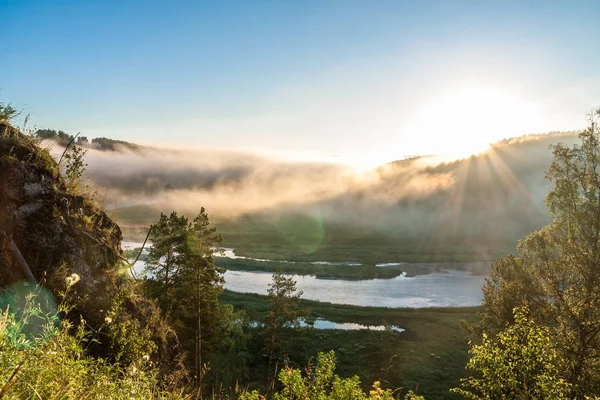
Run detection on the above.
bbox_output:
[65,273,80,288]
[143,354,150,361]
[104,316,113,324]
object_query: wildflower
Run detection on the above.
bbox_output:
[104,316,113,324]
[65,273,80,288]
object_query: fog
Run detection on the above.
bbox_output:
[45,130,580,250]
[46,141,455,217]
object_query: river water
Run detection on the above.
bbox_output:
[123,241,486,308]
[224,269,484,308]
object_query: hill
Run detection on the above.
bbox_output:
[105,131,580,263]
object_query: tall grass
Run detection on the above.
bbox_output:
[0,281,189,400]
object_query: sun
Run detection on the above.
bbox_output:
[408,84,535,160]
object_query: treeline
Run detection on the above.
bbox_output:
[34,128,138,151]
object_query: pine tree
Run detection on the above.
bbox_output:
[143,212,189,304]
[264,268,309,394]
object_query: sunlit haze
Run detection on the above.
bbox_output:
[1,1,599,166]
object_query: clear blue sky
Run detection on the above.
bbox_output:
[1,0,599,165]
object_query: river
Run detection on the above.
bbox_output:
[224,269,484,308]
[123,241,486,308]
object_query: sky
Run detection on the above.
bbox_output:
[1,0,599,167]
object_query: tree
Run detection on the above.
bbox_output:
[0,103,19,123]
[63,144,88,189]
[473,108,600,397]
[179,208,223,385]
[144,212,189,303]
[143,209,249,395]
[454,307,570,399]
[265,268,309,394]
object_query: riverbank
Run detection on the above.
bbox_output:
[215,256,406,280]
[124,238,490,281]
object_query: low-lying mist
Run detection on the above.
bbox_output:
[46,131,580,253]
[47,141,456,216]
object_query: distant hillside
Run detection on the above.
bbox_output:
[34,128,139,151]
[102,130,581,262]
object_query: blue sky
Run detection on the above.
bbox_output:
[1,0,599,165]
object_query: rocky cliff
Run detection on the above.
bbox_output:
[0,122,182,375]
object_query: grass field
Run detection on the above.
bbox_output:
[220,290,480,399]
[114,204,510,265]
[214,257,407,279]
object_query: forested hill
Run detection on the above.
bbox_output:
[30,125,582,262]
[106,130,580,262]
[34,128,139,151]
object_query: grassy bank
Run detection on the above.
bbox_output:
[214,257,406,280]
[220,290,480,399]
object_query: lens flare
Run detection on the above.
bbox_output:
[0,282,59,346]
[275,210,325,255]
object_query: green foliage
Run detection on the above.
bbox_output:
[266,269,308,332]
[0,284,187,399]
[265,269,310,392]
[104,286,158,364]
[35,128,73,145]
[63,144,88,189]
[0,123,59,175]
[0,102,19,123]
[215,257,405,280]
[454,307,570,399]
[143,209,253,395]
[474,108,600,398]
[240,350,400,400]
[222,290,477,399]
[91,136,138,151]
[144,211,190,302]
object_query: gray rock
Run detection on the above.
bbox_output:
[24,182,45,198]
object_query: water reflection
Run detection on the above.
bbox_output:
[224,269,484,308]
[125,242,485,308]
[305,318,405,332]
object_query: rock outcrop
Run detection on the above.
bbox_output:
[0,122,183,376]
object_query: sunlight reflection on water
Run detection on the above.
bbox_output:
[223,269,484,308]
[125,242,485,308]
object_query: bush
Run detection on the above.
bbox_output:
[0,282,188,400]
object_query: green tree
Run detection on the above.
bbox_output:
[454,307,570,399]
[264,269,309,394]
[0,102,19,123]
[63,144,88,189]
[144,209,250,396]
[473,108,600,397]
[144,212,189,303]
[179,208,223,384]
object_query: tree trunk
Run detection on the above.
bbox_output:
[196,268,203,396]
[8,236,37,284]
